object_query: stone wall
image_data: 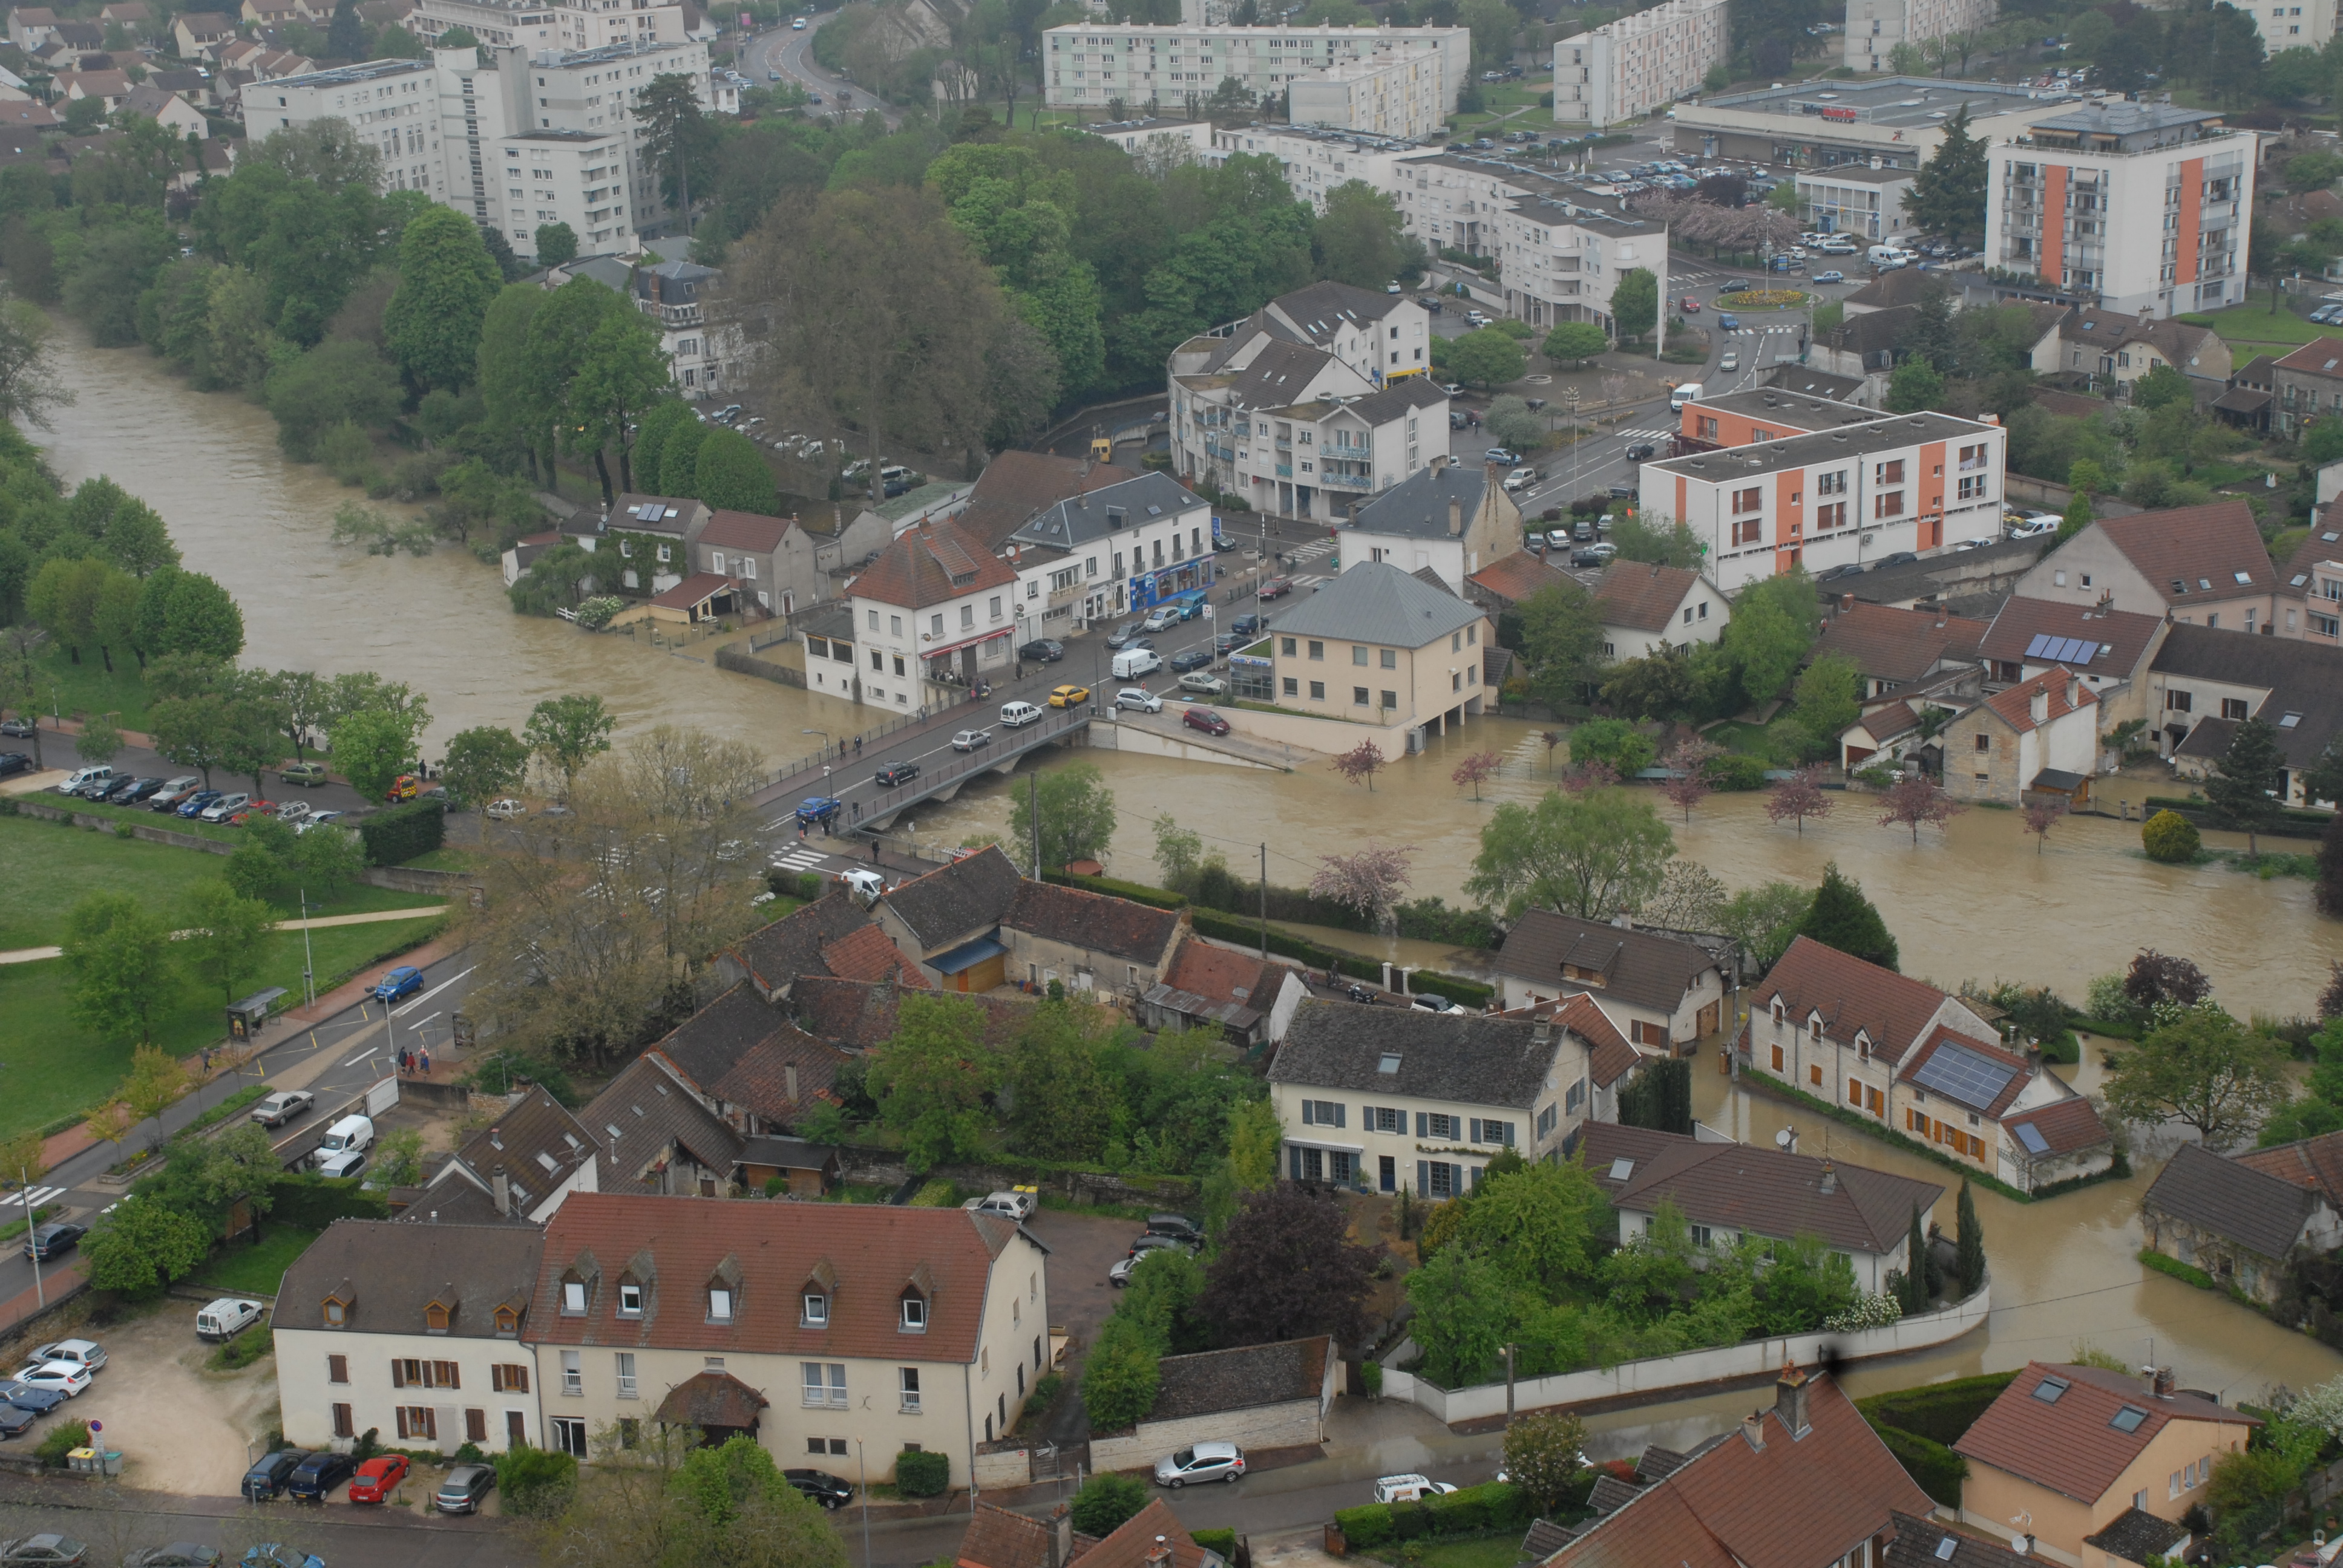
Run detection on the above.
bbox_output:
[1088,1396,1325,1474]
[1939,710,2022,806]
[972,1440,1037,1489]
[716,645,808,689]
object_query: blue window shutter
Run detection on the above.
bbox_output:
[1417,1159,1429,1195]
[1289,1146,1302,1181]
[1415,1111,1427,1137]
[1333,1103,1345,1129]
[1302,1101,1316,1126]
[1469,1118,1482,1144]
[1502,1122,1516,1146]
[1362,1104,1374,1129]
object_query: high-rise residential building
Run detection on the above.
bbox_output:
[1288,48,1444,141]
[1986,100,2253,319]
[1042,23,1470,116]
[249,38,711,261]
[1841,0,1998,72]
[2233,0,2333,50]
[404,0,686,54]
[1552,0,1727,129]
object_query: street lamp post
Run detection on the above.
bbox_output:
[22,1163,42,1308]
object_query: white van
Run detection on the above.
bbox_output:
[313,1113,374,1164]
[1111,648,1163,681]
[56,766,112,794]
[1867,244,1915,268]
[197,1298,266,1342]
[1669,382,1703,412]
[999,700,1043,728]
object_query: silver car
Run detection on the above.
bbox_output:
[1154,1441,1245,1488]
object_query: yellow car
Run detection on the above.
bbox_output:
[1048,684,1090,708]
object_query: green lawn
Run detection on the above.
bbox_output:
[0,913,447,1137]
[10,645,159,733]
[1705,720,1774,756]
[401,846,485,873]
[2188,301,2343,353]
[194,1227,321,1295]
[1367,1537,1524,1568]
[0,813,442,950]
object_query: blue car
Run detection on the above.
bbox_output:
[1717,313,1740,331]
[0,1382,64,1416]
[176,791,222,818]
[796,795,842,826]
[242,1549,323,1568]
[372,965,424,1003]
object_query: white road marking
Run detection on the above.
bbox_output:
[391,966,474,1018]
[344,1047,378,1068]
[0,1187,64,1209]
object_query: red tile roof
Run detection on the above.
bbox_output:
[1814,600,1990,685]
[2093,500,2272,604]
[2234,1128,2343,1209]
[649,572,736,610]
[2003,1096,2112,1157]
[1978,596,2166,676]
[1073,1500,1213,1568]
[1981,666,2097,735]
[527,1192,1026,1363]
[1545,991,1637,1088]
[2275,338,2343,381]
[1467,550,1569,607]
[819,923,925,985]
[958,450,1137,552]
[1953,1362,2256,1504]
[1162,938,1286,1010]
[957,1503,1058,1568]
[849,517,1018,610]
[1754,936,1960,1068]
[698,511,794,552]
[1591,562,1704,633]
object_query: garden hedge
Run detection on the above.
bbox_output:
[358,800,445,866]
[2141,809,2201,864]
[1193,1530,1236,1557]
[268,1172,392,1229]
[1334,1482,1530,1546]
[896,1448,949,1497]
[1856,1370,2016,1507]
[1702,753,1768,791]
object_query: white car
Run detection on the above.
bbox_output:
[1502,466,1539,493]
[1115,687,1162,714]
[55,766,111,795]
[2007,515,2061,540]
[13,1362,90,1399]
[293,810,343,835]
[951,729,992,751]
[791,14,805,23]
[199,792,251,822]
[1177,671,1225,697]
[1372,1475,1458,1504]
[485,798,527,821]
[1141,609,1179,633]
[964,1189,1037,1221]
[25,1341,102,1376]
[274,800,312,825]
[1719,350,1740,372]
[1155,1442,1246,1488]
[1000,701,1043,729]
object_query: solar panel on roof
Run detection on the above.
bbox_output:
[2025,632,2056,659]
[2014,1122,2051,1155]
[1910,1040,2018,1111]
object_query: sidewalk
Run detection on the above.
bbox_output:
[0,906,446,966]
[0,1260,86,1339]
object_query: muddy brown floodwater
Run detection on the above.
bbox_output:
[40,324,2343,1406]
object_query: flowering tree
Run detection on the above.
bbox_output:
[1559,758,1619,794]
[1658,739,1722,822]
[2021,798,2065,854]
[1332,740,1386,791]
[1765,768,1832,835]
[1309,843,1417,933]
[1876,772,1961,844]
[1452,750,1503,800]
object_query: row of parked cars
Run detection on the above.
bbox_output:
[48,769,347,831]
[242,1448,496,1512]
[0,1337,104,1443]
[0,1540,323,1568]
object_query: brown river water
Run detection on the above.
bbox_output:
[36,329,2343,1405]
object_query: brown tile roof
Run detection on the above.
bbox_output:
[1552,1374,1927,1568]
[957,450,1136,552]
[957,1503,1057,1568]
[1852,699,1919,743]
[2092,500,2273,604]
[2002,1096,2111,1158]
[1978,596,2166,676]
[1467,549,1568,607]
[1148,1336,1330,1422]
[1072,1501,1211,1568]
[1754,936,1959,1068]
[732,890,886,995]
[1161,938,1286,1011]
[2061,307,2222,370]
[1492,909,1720,1016]
[444,1089,598,1213]
[701,1028,853,1129]
[819,923,925,985]
[1499,992,1638,1087]
[1005,880,1184,967]
[1591,562,1704,633]
[278,1219,543,1338]
[2235,1127,2343,1209]
[584,1055,744,1188]
[2275,337,2343,381]
[650,571,736,610]
[2278,514,2343,601]
[528,1192,1027,1362]
[848,517,1017,610]
[791,976,1029,1052]
[882,844,1026,950]
[1979,665,2097,735]
[1844,268,1938,312]
[653,1369,768,1429]
[1813,601,1990,685]
[698,510,794,552]
[1953,1362,2256,1504]
[2143,1142,2324,1259]
[1578,1122,1942,1254]
[644,984,793,1091]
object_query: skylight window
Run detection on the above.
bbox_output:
[2111,1405,2149,1433]
[2281,712,2303,728]
[2033,1376,2069,1403]
[2234,570,2253,585]
[1608,1158,1635,1180]
[1378,1053,1402,1074]
[1935,1539,1958,1562]
[2198,578,2213,591]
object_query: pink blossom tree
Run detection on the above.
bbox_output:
[1452,750,1504,800]
[2022,797,2066,854]
[1560,758,1619,794]
[1877,771,1961,844]
[1309,843,1418,933]
[1765,768,1833,835]
[1657,738,1723,822]
[1333,740,1387,791]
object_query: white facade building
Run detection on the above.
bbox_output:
[1552,0,1728,129]
[2235,0,2334,49]
[1794,160,1914,240]
[1288,47,1444,141]
[1841,0,1999,72]
[405,0,686,54]
[1043,23,1470,115]
[1002,472,1217,632]
[1638,410,2007,592]
[245,58,447,197]
[1987,99,2252,319]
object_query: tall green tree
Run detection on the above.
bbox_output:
[534,223,578,267]
[1953,1180,1984,1297]
[1907,105,1987,245]
[2204,715,2286,854]
[326,0,366,56]
[1464,786,1676,920]
[332,706,421,800]
[568,306,670,500]
[1312,179,1411,290]
[2105,1004,2287,1151]
[520,277,620,491]
[1442,327,1524,389]
[633,73,715,218]
[180,880,275,1005]
[1723,568,1820,702]
[525,693,615,798]
[476,283,547,474]
[692,426,780,515]
[1007,762,1117,873]
[1794,861,1898,970]
[1006,995,1116,1160]
[867,993,1001,1170]
[441,724,530,807]
[1610,267,1659,343]
[1516,578,1604,708]
[384,206,504,392]
[628,400,697,498]
[61,892,172,1046]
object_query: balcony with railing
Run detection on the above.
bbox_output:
[1322,471,1371,489]
[1276,463,1293,477]
[1204,437,1236,462]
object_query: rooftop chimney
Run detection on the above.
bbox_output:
[1145,1538,1174,1568]
[2030,687,2050,725]
[1775,1360,1812,1438]
[1818,1158,1836,1195]
[2066,678,2081,710]
[1449,497,1463,536]
[1840,592,1855,611]
[2025,1043,2043,1074]
[1049,1508,1073,1568]
[785,1063,799,1103]
[2154,1365,2176,1399]
[1740,1411,1766,1451]
[492,1164,510,1218]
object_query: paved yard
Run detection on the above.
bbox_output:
[45,1298,282,1497]
[1023,1207,1149,1350]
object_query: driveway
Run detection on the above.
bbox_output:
[1023,1207,1142,1351]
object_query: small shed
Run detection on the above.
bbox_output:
[1086,1335,1340,1473]
[226,986,287,1041]
[735,1135,840,1197]
[646,572,740,625]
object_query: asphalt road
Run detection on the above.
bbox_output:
[0,1484,520,1568]
[741,8,898,125]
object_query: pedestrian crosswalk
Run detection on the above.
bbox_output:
[1613,428,1673,443]
[2,1187,65,1210]
[769,847,828,871]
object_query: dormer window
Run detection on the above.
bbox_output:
[618,1282,644,1316]
[562,1280,588,1314]
[1772,1000,1785,1024]
[425,1301,451,1333]
[494,1305,520,1336]
[324,1300,347,1327]
[901,1294,928,1331]
[803,1293,828,1327]
[709,1287,734,1321]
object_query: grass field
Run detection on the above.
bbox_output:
[0,813,440,951]
[2187,302,2343,353]
[0,913,446,1137]
[1706,719,1774,756]
[194,1227,321,1295]
[9,645,160,733]
[1363,1538,1522,1568]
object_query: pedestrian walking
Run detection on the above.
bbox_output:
[870,838,879,863]
[200,1047,212,1076]
[798,820,807,842]
[851,800,860,822]
[398,1046,411,1075]
[419,1046,431,1076]
[854,736,862,756]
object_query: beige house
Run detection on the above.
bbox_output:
[120,82,208,136]
[695,509,822,618]
[871,846,1187,1005]
[2050,307,2233,396]
[2149,622,2343,806]
[847,517,1021,709]
[1938,667,2101,808]
[2010,500,2277,633]
[1955,1362,2255,1566]
[1589,561,1729,663]
[1253,561,1492,736]
[523,1192,1050,1479]
[1490,909,1724,1050]
[276,1221,548,1455]
[171,11,236,56]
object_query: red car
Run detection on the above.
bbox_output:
[1258,577,1293,600]
[347,1454,408,1503]
[1679,296,1702,313]
[1182,707,1230,737]
[228,800,277,825]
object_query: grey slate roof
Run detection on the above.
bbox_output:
[880,843,1026,949]
[1229,339,1343,410]
[730,889,882,996]
[1492,909,1720,1014]
[2151,622,2343,773]
[1881,1512,2036,1568]
[586,1054,744,1192]
[1007,472,1207,554]
[1579,1122,1943,1256]
[2142,1141,2324,1260]
[1349,463,1490,541]
[2080,1508,2191,1563]
[278,1219,544,1337]
[1267,1001,1563,1109]
[437,1088,598,1217]
[1148,1335,1330,1422]
[1260,560,1484,647]
[1267,280,1407,342]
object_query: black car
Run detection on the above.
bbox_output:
[0,719,30,739]
[433,1464,497,1515]
[114,778,167,803]
[23,1224,84,1261]
[0,1383,64,1416]
[125,1547,221,1568]
[1815,562,1867,581]
[285,1451,356,1501]
[1017,639,1063,663]
[1570,548,1608,567]
[0,1404,34,1440]
[783,1469,857,1511]
[1230,613,1261,636]
[242,1451,310,1502]
[1169,648,1213,673]
[1127,1232,1199,1260]
[1212,633,1242,656]
[0,754,29,779]
[1875,550,1920,569]
[1624,442,1657,461]
[1104,622,1140,648]
[875,762,919,788]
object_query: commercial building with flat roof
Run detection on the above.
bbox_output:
[1552,0,1727,129]
[1670,76,2079,169]
[1794,158,1915,241]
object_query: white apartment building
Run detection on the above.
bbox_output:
[2236,0,2333,49]
[246,58,447,197]
[1553,0,1727,129]
[1794,160,1914,240]
[1001,472,1216,630]
[1841,0,1999,72]
[1987,99,2252,319]
[1043,23,1470,114]
[1638,410,2007,591]
[497,128,628,251]
[1288,47,1444,141]
[846,517,1022,705]
[1207,124,1417,211]
[405,0,686,54]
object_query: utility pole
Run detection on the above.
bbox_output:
[1258,843,1268,960]
[1029,774,1041,880]
[1503,1342,1516,1428]
[22,1165,42,1308]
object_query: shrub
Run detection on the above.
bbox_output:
[1407,969,1495,1009]
[1360,1359,1384,1397]
[1193,1530,1237,1557]
[358,800,445,866]
[269,1172,392,1228]
[207,1328,275,1371]
[894,1448,949,1497]
[36,1420,89,1467]
[494,1445,578,1517]
[1070,1471,1147,1532]
[908,1178,958,1207]
[1702,752,1768,791]
[2142,809,2201,863]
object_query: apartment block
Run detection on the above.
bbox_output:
[1042,23,1470,115]
[1841,0,1999,72]
[1638,410,2007,592]
[1987,100,2252,319]
[405,0,686,54]
[245,58,446,197]
[1288,47,1443,141]
[2235,0,2333,50]
[1552,0,1727,129]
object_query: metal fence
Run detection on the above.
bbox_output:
[764,706,1089,812]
